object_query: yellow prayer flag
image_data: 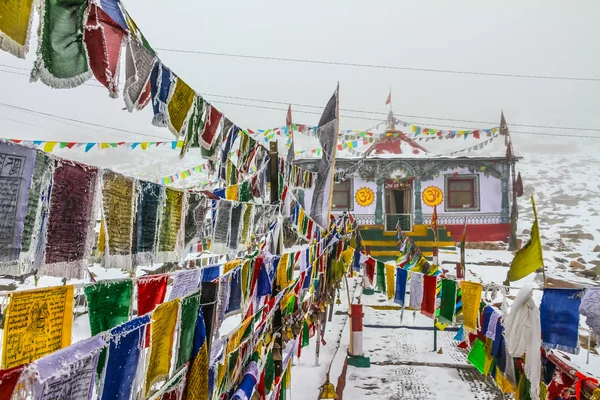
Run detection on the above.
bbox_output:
[385,264,395,300]
[224,260,241,274]
[506,196,544,282]
[168,78,195,135]
[276,253,290,289]
[460,281,482,333]
[298,208,305,232]
[341,248,354,267]
[43,141,57,152]
[0,0,35,58]
[2,286,74,369]
[146,298,180,395]
[226,184,239,201]
[98,219,106,253]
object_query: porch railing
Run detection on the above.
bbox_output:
[422,213,502,225]
[353,214,376,226]
[385,214,412,232]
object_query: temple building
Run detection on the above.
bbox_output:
[294,124,518,262]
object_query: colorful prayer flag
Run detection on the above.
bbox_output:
[146,299,180,395]
[506,196,543,282]
[460,281,482,333]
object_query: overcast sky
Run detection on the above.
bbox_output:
[0,0,598,152]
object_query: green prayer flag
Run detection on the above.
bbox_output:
[467,338,486,374]
[376,261,386,293]
[85,280,133,335]
[32,0,91,88]
[264,350,274,391]
[438,279,457,325]
[239,180,252,202]
[302,320,310,347]
[176,292,201,369]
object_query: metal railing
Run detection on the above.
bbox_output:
[353,214,376,226]
[385,214,412,231]
[422,213,502,225]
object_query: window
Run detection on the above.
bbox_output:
[332,180,352,211]
[444,174,480,212]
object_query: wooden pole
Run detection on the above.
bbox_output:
[270,141,283,378]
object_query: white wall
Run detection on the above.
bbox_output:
[421,168,502,215]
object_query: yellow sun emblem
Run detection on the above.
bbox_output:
[355,187,375,207]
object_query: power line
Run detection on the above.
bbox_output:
[1,66,599,133]
[154,48,600,82]
[0,103,172,141]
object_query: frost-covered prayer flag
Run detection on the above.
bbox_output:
[309,85,339,228]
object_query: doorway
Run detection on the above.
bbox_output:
[385,188,411,214]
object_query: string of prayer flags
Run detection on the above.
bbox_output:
[100,315,150,400]
[84,3,126,98]
[1,285,74,369]
[460,281,482,333]
[438,279,457,325]
[176,292,201,370]
[421,275,437,319]
[123,38,155,112]
[376,260,386,293]
[146,299,180,395]
[169,269,202,301]
[133,181,162,266]
[101,171,136,271]
[42,162,98,279]
[0,366,23,400]
[31,0,92,88]
[409,272,424,310]
[158,188,184,261]
[185,306,210,400]
[0,141,35,268]
[579,288,600,337]
[31,335,105,400]
[385,263,395,300]
[0,0,35,58]
[540,288,584,354]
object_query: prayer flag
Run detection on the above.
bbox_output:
[439,279,457,325]
[540,288,583,354]
[176,292,201,369]
[468,338,486,374]
[309,85,339,228]
[409,272,424,310]
[42,162,98,279]
[506,196,543,283]
[185,306,210,400]
[394,268,408,306]
[84,4,126,98]
[123,38,155,112]
[86,280,133,336]
[137,274,168,346]
[1,285,73,369]
[100,315,150,400]
[167,77,196,136]
[0,0,35,58]
[385,90,392,105]
[150,62,174,127]
[0,141,35,266]
[385,263,395,300]
[0,366,23,400]
[32,0,92,88]
[421,275,437,319]
[286,105,295,164]
[32,335,105,400]
[431,205,438,243]
[146,299,180,395]
[133,181,162,266]
[460,281,482,333]
[158,188,184,261]
[376,260,386,293]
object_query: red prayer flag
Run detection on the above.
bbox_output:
[365,257,375,287]
[286,105,292,127]
[0,366,23,400]
[200,105,223,149]
[421,275,437,319]
[515,172,524,197]
[137,274,168,346]
[385,90,392,105]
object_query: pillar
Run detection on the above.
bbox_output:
[500,163,510,223]
[374,178,384,225]
[413,178,423,225]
